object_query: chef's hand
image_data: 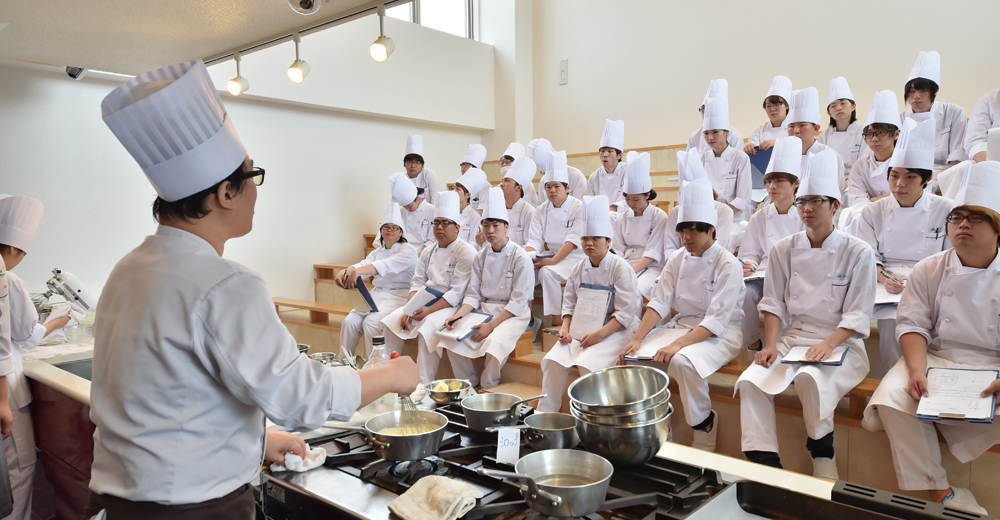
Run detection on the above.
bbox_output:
[386,356,419,395]
[579,329,607,349]
[741,261,755,277]
[755,345,778,368]
[743,142,757,155]
[974,151,988,163]
[410,307,430,322]
[884,277,904,294]
[759,139,775,151]
[653,342,682,364]
[44,315,72,336]
[343,268,358,289]
[0,377,11,439]
[980,379,1000,399]
[908,371,929,401]
[619,339,641,364]
[445,315,462,330]
[400,314,415,331]
[804,341,835,362]
[470,321,495,342]
[264,431,307,464]
[557,326,573,345]
[533,257,554,269]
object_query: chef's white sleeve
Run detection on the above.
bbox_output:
[964,92,997,159]
[505,251,535,317]
[461,250,485,309]
[609,262,641,330]
[7,273,46,349]
[758,242,790,322]
[837,244,877,337]
[647,255,677,321]
[641,209,669,264]
[894,256,937,345]
[946,106,969,164]
[442,246,474,306]
[739,211,766,267]
[699,259,743,337]
[371,243,418,277]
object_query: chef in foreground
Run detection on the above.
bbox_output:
[88,59,417,519]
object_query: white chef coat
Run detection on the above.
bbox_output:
[355,242,419,290]
[409,167,441,206]
[90,225,363,504]
[739,203,806,272]
[586,162,627,205]
[0,260,35,520]
[612,203,669,298]
[403,199,435,250]
[458,204,482,247]
[0,256,18,379]
[964,87,1000,159]
[901,102,969,173]
[567,166,588,202]
[700,147,755,221]
[687,126,745,154]
[662,202,734,259]
[5,272,40,467]
[818,121,870,171]
[526,196,584,254]
[846,153,891,207]
[856,193,954,268]
[339,242,418,358]
[506,198,537,247]
[747,120,789,147]
[802,142,847,198]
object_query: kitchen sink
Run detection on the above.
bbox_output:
[53,359,92,381]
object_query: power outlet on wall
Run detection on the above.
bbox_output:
[559,59,568,85]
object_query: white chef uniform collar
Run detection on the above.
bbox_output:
[502,142,525,160]
[766,75,793,104]
[388,171,418,206]
[765,137,803,178]
[787,87,822,125]
[433,191,462,224]
[504,156,537,188]
[541,150,569,185]
[406,135,424,157]
[888,118,935,171]
[624,152,652,194]
[826,77,855,107]
[462,144,487,168]
[677,179,718,227]
[864,90,902,128]
[101,59,247,202]
[532,139,556,173]
[483,187,509,223]
[582,195,613,238]
[702,78,729,106]
[702,96,730,133]
[599,119,625,151]
[380,202,406,229]
[954,161,1000,215]
[907,51,941,88]
[456,168,488,196]
[0,195,43,253]
[797,150,841,200]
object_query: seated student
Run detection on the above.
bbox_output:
[857,119,954,377]
[613,152,668,299]
[403,135,440,206]
[736,150,876,479]
[620,178,745,452]
[337,203,419,359]
[700,96,754,224]
[459,144,489,211]
[454,167,486,247]
[862,162,1000,515]
[496,141,530,211]
[587,119,627,218]
[525,150,585,328]
[381,192,476,384]
[530,139,587,203]
[688,79,744,154]
[846,91,902,208]
[900,51,968,178]
[663,152,734,258]
[818,77,869,172]
[539,195,641,412]
[964,87,999,163]
[745,76,793,155]
[738,137,805,351]
[389,171,435,251]
[787,87,847,197]
[498,157,538,247]
[439,188,534,390]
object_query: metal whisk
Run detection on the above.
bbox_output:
[397,395,433,435]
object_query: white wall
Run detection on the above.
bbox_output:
[479,0,533,158]
[532,0,1000,153]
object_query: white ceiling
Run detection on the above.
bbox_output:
[0,0,381,76]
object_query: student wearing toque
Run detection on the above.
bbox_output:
[459,144,489,212]
[587,119,628,220]
[497,156,538,248]
[786,87,847,197]
[862,162,1000,515]
[736,150,876,480]
[529,138,587,203]
[389,171,436,252]
[700,96,754,225]
[453,167,486,246]
[845,91,902,208]
[856,118,954,377]
[612,152,668,299]
[496,141,530,209]
[687,79,743,154]
[336,202,418,359]
[900,51,968,179]
[403,134,441,206]
[964,87,999,163]
[818,77,868,172]
[745,76,792,155]
[662,152,734,259]
[620,176,745,453]
[539,196,641,413]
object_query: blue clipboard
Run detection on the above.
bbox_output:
[780,346,848,366]
[350,276,379,313]
[916,367,998,424]
[440,311,494,342]
[748,147,773,190]
[423,287,445,306]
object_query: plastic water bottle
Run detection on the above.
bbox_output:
[360,336,394,415]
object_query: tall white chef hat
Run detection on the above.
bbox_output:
[531,139,555,172]
[504,156,537,189]
[677,150,709,184]
[765,137,803,178]
[380,202,405,229]
[624,152,652,194]
[526,139,540,161]
[625,150,639,164]
[456,168,488,197]
[702,96,730,133]
[953,161,1000,215]
[787,87,821,125]
[483,187,509,223]
[101,60,247,202]
[433,191,461,224]
[0,195,43,253]
[462,144,487,168]
[797,150,841,200]
[541,150,570,185]
[599,119,625,151]
[702,78,729,106]
[582,195,613,238]
[388,171,418,206]
[765,75,793,104]
[405,135,424,157]
[677,179,718,227]
[826,77,855,107]
[864,90,902,128]
[907,51,941,88]
[888,118,935,171]
[502,142,525,160]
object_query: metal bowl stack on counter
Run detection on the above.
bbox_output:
[426,378,472,404]
[568,365,673,466]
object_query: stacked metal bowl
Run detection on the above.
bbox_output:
[568,366,672,466]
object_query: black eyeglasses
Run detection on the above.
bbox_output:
[242,166,265,186]
[947,213,989,224]
[793,197,834,208]
[862,129,892,141]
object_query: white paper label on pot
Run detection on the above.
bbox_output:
[496,428,521,465]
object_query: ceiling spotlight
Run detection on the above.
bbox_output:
[369,3,395,62]
[288,0,321,15]
[287,32,310,83]
[227,50,249,96]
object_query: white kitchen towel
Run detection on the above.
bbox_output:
[270,445,327,472]
[388,475,485,520]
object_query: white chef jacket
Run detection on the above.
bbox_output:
[586,162,627,204]
[561,252,641,332]
[746,120,789,147]
[567,166,587,202]
[526,196,584,253]
[687,126,744,154]
[458,204,482,247]
[409,168,441,206]
[0,256,17,380]
[5,272,43,410]
[738,203,805,271]
[352,242,418,290]
[506,198,537,247]
[90,225,363,504]
[901,102,969,172]
[403,199,435,250]
[856,193,954,268]
[700,146,755,221]
[818,121,870,171]
[802,142,847,197]
[846,153,891,206]
[463,240,534,318]
[409,237,477,307]
[964,87,1000,159]
[662,202,734,259]
[613,203,669,269]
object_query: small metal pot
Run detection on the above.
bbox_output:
[426,379,472,404]
[568,365,669,415]
[575,405,672,467]
[487,413,580,450]
[570,395,672,426]
[296,343,311,355]
[338,410,448,461]
[461,393,545,432]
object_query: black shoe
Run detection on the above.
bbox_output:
[747,340,763,351]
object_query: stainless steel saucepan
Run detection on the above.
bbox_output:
[487,412,579,450]
[461,393,545,432]
[336,410,448,461]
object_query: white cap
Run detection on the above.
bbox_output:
[888,118,935,171]
[433,191,461,224]
[388,171,418,206]
[380,202,405,229]
[827,77,855,107]
[461,144,487,168]
[0,195,43,253]
[765,76,793,104]
[702,96,730,133]
[541,150,569,185]
[907,51,941,88]
[765,137,803,178]
[456,168,488,196]
[702,78,728,106]
[532,139,555,173]
[677,179,718,227]
[483,187,509,222]
[582,195,613,238]
[797,150,842,200]
[624,152,652,194]
[677,150,708,184]
[954,161,1000,215]
[864,90,902,128]
[788,87,822,125]
[405,135,424,157]
[101,60,247,202]
[502,142,525,160]
[599,119,625,151]
[526,139,540,161]
[625,150,639,164]
[504,156,537,188]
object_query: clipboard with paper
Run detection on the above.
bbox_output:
[623,328,691,362]
[780,345,848,366]
[569,283,614,339]
[748,147,773,189]
[400,287,446,316]
[437,311,493,342]
[345,276,379,313]
[916,367,999,423]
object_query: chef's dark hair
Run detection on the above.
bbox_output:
[827,99,857,128]
[377,225,408,247]
[599,147,623,158]
[623,190,658,201]
[675,221,716,240]
[904,78,938,103]
[888,167,933,186]
[403,153,424,165]
[762,95,789,110]
[863,123,900,146]
[152,163,249,223]
[482,218,509,226]
[763,172,800,194]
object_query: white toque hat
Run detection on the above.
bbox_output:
[864,91,902,128]
[504,156,537,188]
[599,119,625,151]
[531,139,555,172]
[380,202,406,229]
[433,191,461,224]
[826,77,855,107]
[702,96,730,133]
[625,150,639,164]
[405,135,424,157]
[0,195,44,253]
[702,78,728,106]
[483,187,509,223]
[388,171,418,206]
[766,76,793,104]
[888,118,935,171]
[765,137,803,178]
[624,152,652,194]
[582,195,613,238]
[541,150,569,185]
[787,87,822,125]
[954,161,1000,215]
[462,144,487,168]
[677,150,709,184]
[456,168,488,196]
[907,51,941,88]
[502,142,525,160]
[677,179,718,227]
[101,60,247,202]
[797,150,842,200]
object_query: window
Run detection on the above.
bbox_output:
[386,3,412,22]
[419,0,468,38]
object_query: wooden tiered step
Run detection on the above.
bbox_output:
[273,297,352,331]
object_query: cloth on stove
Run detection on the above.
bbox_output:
[388,475,484,520]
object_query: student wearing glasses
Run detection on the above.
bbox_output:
[899,51,968,179]
[863,162,1000,515]
[745,76,793,156]
[818,77,869,172]
[737,150,876,480]
[389,171,436,251]
[846,91,902,208]
[403,135,441,206]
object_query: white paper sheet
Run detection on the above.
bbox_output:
[400,287,443,316]
[569,286,613,339]
[437,311,493,342]
[624,328,691,360]
[875,283,904,305]
[744,269,766,281]
[917,368,999,421]
[780,345,848,365]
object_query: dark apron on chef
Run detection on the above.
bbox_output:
[84,483,255,520]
